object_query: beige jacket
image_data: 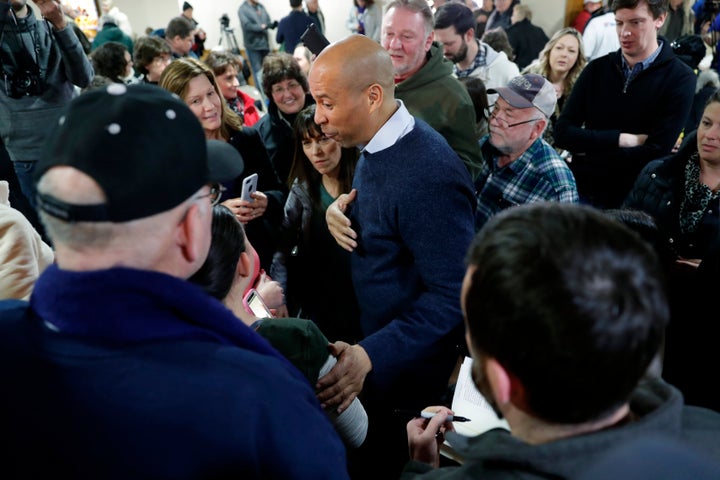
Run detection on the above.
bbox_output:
[0,181,54,300]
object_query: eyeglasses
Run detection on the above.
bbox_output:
[485,106,543,129]
[271,81,303,96]
[196,183,226,206]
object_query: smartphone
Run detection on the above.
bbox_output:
[243,288,273,318]
[240,173,258,202]
[300,23,330,56]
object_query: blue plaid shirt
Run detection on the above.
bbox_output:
[475,135,579,230]
[455,40,488,78]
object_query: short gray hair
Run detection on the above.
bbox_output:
[384,0,434,36]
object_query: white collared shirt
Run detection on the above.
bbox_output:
[363,100,415,154]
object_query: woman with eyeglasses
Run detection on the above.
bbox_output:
[159,57,287,275]
[254,52,316,185]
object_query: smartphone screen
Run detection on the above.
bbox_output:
[245,289,273,318]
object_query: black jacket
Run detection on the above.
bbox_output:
[225,127,287,272]
[554,38,695,208]
[623,131,720,411]
[623,130,719,261]
[253,93,315,186]
[506,19,548,69]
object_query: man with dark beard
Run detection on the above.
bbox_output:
[434,1,518,106]
[400,202,720,479]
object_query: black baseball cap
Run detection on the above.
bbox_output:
[35,84,243,222]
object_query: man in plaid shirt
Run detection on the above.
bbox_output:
[475,73,578,230]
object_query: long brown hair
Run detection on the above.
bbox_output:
[159,57,243,139]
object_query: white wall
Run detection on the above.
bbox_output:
[113,0,567,51]
[524,0,566,38]
[113,0,360,49]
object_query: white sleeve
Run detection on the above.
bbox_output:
[318,355,368,448]
[583,20,599,60]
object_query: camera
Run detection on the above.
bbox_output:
[219,13,230,29]
[4,69,44,99]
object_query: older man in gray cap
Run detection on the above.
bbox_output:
[475,73,578,230]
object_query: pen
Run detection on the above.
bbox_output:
[394,409,471,422]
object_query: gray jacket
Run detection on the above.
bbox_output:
[0,8,93,162]
[238,1,272,52]
[401,378,720,479]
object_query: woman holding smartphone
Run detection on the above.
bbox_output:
[160,57,286,273]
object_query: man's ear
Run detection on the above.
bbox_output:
[425,30,435,52]
[532,118,547,140]
[484,357,512,406]
[486,358,529,412]
[367,83,384,113]
[176,203,204,263]
[464,28,475,44]
[655,12,668,30]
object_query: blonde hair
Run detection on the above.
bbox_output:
[523,27,587,114]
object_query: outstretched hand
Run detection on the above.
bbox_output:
[326,189,358,252]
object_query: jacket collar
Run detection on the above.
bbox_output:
[31,265,288,365]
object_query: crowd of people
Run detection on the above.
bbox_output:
[2,0,720,479]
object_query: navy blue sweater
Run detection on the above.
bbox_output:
[0,266,348,478]
[351,119,476,394]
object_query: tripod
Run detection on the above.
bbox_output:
[218,27,241,55]
[217,26,254,87]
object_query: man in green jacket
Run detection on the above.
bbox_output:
[382,0,483,180]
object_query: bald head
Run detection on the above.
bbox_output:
[313,34,395,96]
[309,34,398,147]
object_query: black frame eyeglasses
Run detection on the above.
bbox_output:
[485,106,543,129]
[196,183,226,207]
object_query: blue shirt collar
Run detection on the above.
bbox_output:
[622,40,663,77]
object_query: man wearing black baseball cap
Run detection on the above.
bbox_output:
[0,84,349,478]
[475,73,579,231]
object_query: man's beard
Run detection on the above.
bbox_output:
[450,39,469,64]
